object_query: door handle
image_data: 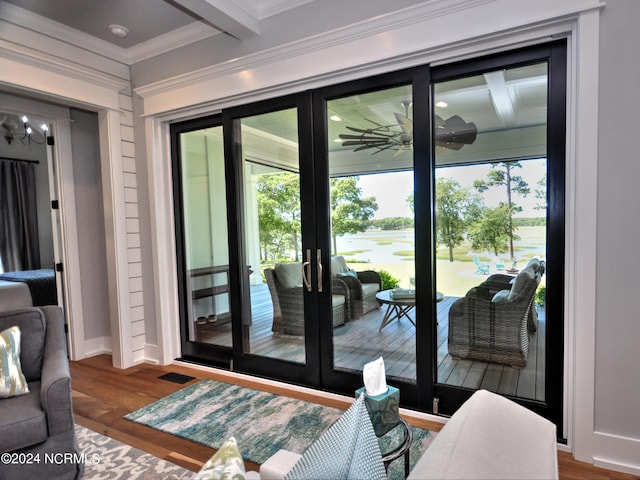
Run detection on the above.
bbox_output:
[317,249,323,292]
[302,249,312,292]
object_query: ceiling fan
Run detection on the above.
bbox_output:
[338,102,477,155]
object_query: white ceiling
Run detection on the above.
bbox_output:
[0,0,314,62]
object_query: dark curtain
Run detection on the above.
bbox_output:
[0,158,40,271]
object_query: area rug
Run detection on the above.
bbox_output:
[76,425,192,479]
[125,379,435,480]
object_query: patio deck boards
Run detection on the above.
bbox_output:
[197,284,545,402]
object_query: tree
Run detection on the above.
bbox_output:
[435,177,473,262]
[474,162,530,259]
[256,172,301,261]
[330,177,378,254]
[467,203,515,256]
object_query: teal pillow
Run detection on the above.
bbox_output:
[0,326,30,398]
[338,270,358,279]
[194,437,246,480]
[491,289,511,303]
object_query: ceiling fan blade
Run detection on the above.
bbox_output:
[341,140,389,147]
[393,112,413,135]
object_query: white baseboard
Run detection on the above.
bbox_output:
[593,431,640,476]
[83,336,111,358]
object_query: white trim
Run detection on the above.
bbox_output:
[99,109,133,369]
[83,336,112,357]
[145,116,182,365]
[593,432,640,476]
[568,7,600,464]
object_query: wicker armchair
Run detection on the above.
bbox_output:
[448,262,543,368]
[330,256,382,319]
[264,265,349,336]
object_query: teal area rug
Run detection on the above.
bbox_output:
[125,379,434,479]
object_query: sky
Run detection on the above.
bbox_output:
[357,158,547,219]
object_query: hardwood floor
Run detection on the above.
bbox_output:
[70,354,638,479]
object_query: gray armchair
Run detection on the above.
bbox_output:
[448,260,544,368]
[330,256,382,319]
[264,263,349,336]
[0,306,82,480]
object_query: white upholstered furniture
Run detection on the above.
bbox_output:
[257,389,558,480]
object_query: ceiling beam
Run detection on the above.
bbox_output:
[173,0,260,40]
[483,71,517,128]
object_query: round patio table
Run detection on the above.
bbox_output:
[376,290,444,332]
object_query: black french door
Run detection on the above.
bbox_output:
[171,41,566,429]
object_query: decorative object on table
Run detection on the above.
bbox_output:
[355,357,411,477]
[356,357,400,436]
[389,288,416,300]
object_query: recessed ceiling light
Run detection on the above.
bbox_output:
[109,24,129,39]
[435,101,448,108]
[330,115,342,121]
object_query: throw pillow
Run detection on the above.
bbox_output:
[0,326,30,398]
[284,395,386,480]
[337,269,358,279]
[275,263,303,289]
[194,437,246,480]
[491,289,511,303]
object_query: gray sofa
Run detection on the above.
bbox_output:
[0,305,82,480]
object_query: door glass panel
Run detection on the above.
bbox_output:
[240,108,306,363]
[327,85,417,382]
[434,63,548,401]
[179,126,232,347]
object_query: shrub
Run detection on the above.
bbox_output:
[535,285,546,306]
[377,270,400,290]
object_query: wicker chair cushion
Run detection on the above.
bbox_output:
[508,267,535,300]
[274,263,302,289]
[361,283,380,296]
[332,294,346,307]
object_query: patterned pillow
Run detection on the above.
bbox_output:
[284,395,386,480]
[0,326,30,398]
[194,437,246,480]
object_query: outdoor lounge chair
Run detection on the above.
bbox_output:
[264,264,349,335]
[473,256,490,274]
[448,260,544,368]
[330,255,382,319]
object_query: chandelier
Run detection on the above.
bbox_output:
[1,114,49,146]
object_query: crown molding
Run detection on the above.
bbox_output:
[0,1,128,63]
[135,0,496,98]
[125,22,221,64]
[0,0,220,65]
